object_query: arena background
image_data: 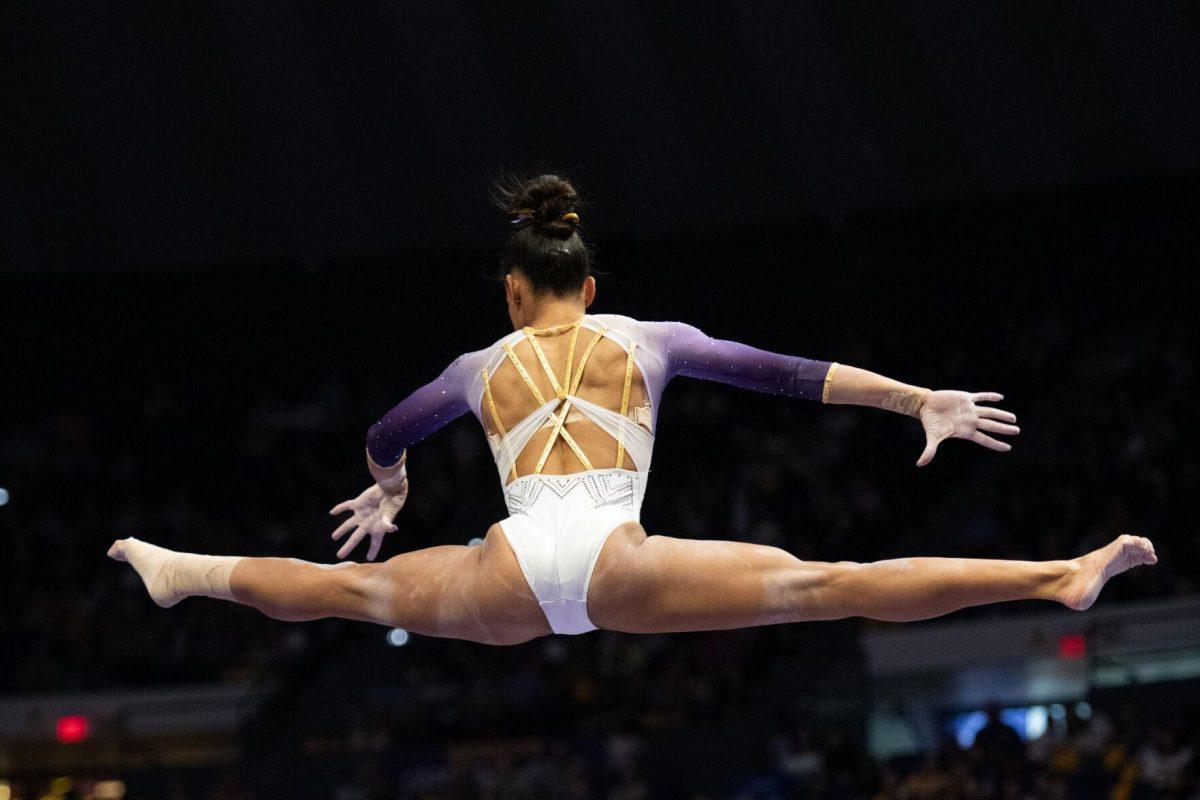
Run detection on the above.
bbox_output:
[2,3,1198,799]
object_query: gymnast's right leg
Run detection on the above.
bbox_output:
[108,523,551,645]
[587,526,1157,634]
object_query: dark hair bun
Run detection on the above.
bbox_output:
[493,173,580,240]
[491,172,594,297]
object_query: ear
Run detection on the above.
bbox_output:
[505,273,520,305]
[582,275,596,308]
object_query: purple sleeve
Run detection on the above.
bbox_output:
[365,353,476,468]
[647,321,832,402]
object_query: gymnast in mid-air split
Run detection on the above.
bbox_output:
[110,174,1157,645]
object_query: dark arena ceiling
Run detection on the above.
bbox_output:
[3,2,1199,274]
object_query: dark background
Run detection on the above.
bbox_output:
[4,2,1200,272]
[2,3,1199,799]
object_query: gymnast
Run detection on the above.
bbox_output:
[110,174,1157,644]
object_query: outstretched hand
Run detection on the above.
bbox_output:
[328,482,408,561]
[916,391,1019,467]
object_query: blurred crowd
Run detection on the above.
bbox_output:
[4,695,1196,799]
[863,703,1198,800]
[370,698,1200,799]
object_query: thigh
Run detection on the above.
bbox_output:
[368,523,551,645]
[587,527,833,633]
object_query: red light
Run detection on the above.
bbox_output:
[56,715,90,744]
[1058,634,1087,659]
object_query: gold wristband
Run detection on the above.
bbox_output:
[821,362,840,404]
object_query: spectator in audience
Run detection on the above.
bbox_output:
[1136,723,1194,795]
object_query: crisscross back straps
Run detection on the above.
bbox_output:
[533,398,594,473]
[523,323,580,399]
[569,326,608,395]
[522,321,592,473]
[502,341,547,405]
[488,321,639,477]
[531,324,610,474]
[498,321,593,475]
[615,342,639,469]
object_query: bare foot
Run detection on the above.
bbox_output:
[1059,534,1157,611]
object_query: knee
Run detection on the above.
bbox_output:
[775,562,858,621]
[820,561,866,593]
[327,563,399,621]
[331,562,380,595]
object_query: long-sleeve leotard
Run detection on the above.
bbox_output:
[366,315,832,469]
[644,320,831,403]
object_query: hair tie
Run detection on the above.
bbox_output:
[562,212,580,223]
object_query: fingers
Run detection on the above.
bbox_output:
[368,524,398,562]
[331,517,357,542]
[916,434,941,467]
[336,527,368,560]
[977,418,1020,437]
[969,431,1012,452]
[971,392,1004,403]
[977,406,1017,424]
[329,500,352,516]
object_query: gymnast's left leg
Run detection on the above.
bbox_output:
[587,525,1158,634]
[108,523,551,645]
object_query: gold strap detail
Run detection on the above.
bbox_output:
[568,327,608,395]
[524,316,585,336]
[561,322,581,397]
[502,342,547,405]
[531,323,602,473]
[482,368,519,482]
[615,342,638,469]
[555,425,593,469]
[496,320,618,476]
[533,398,594,473]
[523,329,566,399]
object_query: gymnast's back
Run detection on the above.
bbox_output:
[473,313,654,482]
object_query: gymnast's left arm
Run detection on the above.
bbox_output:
[328,354,474,561]
[821,364,1019,467]
[647,320,1018,468]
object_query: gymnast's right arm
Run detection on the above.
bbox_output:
[328,354,474,561]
